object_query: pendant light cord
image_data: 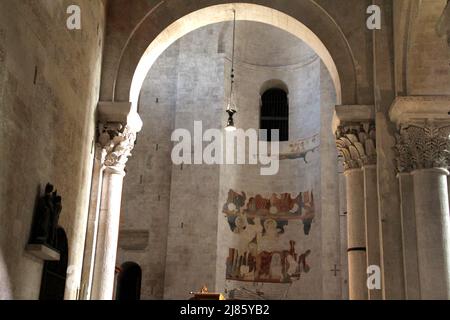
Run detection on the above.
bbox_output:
[229,9,236,108]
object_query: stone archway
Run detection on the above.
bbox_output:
[127,3,343,111]
[92,1,355,300]
[100,1,362,108]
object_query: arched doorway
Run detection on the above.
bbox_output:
[39,227,68,300]
[115,262,142,300]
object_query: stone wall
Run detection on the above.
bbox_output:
[117,41,180,299]
[0,0,106,299]
[216,41,323,299]
[407,0,450,95]
[163,24,224,299]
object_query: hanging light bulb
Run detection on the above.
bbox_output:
[225,9,237,132]
[225,109,237,132]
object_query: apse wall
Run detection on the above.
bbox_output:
[162,25,225,299]
[118,21,341,300]
[216,38,323,299]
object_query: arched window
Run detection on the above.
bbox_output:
[115,262,142,300]
[260,88,289,141]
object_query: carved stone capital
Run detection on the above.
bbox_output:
[389,95,450,172]
[97,123,137,172]
[336,122,377,171]
[96,102,142,172]
[395,123,450,172]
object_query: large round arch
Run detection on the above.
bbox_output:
[101,1,360,108]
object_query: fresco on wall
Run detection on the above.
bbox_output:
[223,190,315,235]
[226,241,311,283]
[223,190,314,283]
[277,134,320,161]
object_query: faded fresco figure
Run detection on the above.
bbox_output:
[224,190,313,284]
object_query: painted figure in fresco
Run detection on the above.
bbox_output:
[270,253,283,281]
[223,190,247,232]
[292,193,303,215]
[255,219,281,281]
[226,248,235,278]
[258,219,280,252]
[271,193,296,213]
[292,250,311,280]
[256,251,272,280]
[286,254,298,279]
[269,194,280,214]
[300,192,315,235]
[232,215,262,279]
[233,214,248,234]
[247,194,271,215]
[285,241,298,278]
[223,190,246,214]
[247,239,257,272]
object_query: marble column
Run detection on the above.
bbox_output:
[391,97,450,299]
[344,168,368,300]
[338,158,349,300]
[90,123,139,300]
[397,173,420,300]
[80,146,105,300]
[363,165,382,300]
[91,165,125,299]
[412,168,450,299]
[336,118,376,300]
[448,174,450,215]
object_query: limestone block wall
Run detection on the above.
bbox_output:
[216,51,324,299]
[0,0,106,299]
[407,0,450,95]
[319,62,342,299]
[117,42,180,299]
[163,25,225,299]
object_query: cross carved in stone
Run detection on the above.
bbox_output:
[330,264,341,277]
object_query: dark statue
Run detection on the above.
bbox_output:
[29,183,63,250]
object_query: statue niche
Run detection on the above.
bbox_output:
[29,183,63,250]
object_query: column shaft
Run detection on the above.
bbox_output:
[412,168,450,299]
[398,173,420,299]
[80,147,105,299]
[345,169,368,300]
[91,167,125,300]
[363,165,381,299]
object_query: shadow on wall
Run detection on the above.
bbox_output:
[0,247,12,299]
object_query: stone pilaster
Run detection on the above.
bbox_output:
[391,96,450,300]
[80,145,106,300]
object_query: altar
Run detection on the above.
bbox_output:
[189,286,226,300]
